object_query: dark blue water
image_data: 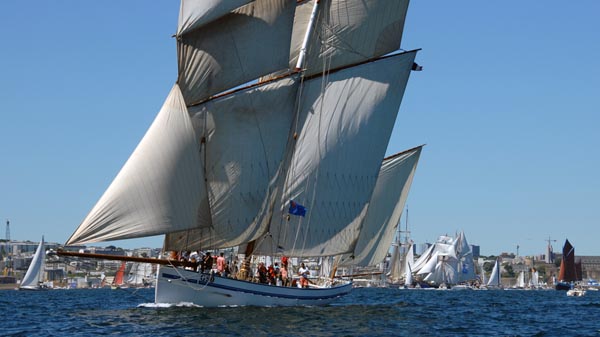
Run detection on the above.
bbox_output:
[1,287,599,336]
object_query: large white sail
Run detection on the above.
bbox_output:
[289,0,410,76]
[20,237,45,290]
[165,76,300,250]
[256,50,417,257]
[347,146,422,267]
[67,85,208,245]
[177,0,296,105]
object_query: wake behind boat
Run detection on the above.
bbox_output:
[58,0,423,307]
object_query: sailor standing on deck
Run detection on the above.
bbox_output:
[298,263,310,288]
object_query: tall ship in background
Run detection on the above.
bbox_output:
[59,0,423,306]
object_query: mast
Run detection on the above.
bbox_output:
[295,0,319,71]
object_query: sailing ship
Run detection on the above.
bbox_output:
[19,236,47,290]
[556,239,581,290]
[60,0,423,307]
[386,208,414,287]
[411,231,476,289]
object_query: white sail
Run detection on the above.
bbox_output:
[348,146,422,267]
[455,231,476,282]
[177,0,296,104]
[413,236,457,274]
[67,85,208,245]
[387,243,402,282]
[531,270,539,287]
[289,0,410,76]
[404,243,414,286]
[479,261,487,285]
[177,0,253,35]
[20,236,46,290]
[127,263,154,287]
[423,254,458,285]
[165,76,299,250]
[516,271,525,288]
[486,258,501,287]
[257,51,417,257]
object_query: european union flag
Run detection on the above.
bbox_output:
[288,200,307,217]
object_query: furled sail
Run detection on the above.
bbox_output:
[177,0,296,105]
[345,146,422,267]
[67,85,208,245]
[255,50,417,257]
[164,76,300,250]
[289,0,410,76]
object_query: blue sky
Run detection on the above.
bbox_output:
[1,1,598,256]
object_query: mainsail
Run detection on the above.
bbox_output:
[66,0,420,275]
[558,239,578,283]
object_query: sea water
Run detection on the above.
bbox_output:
[1,287,599,336]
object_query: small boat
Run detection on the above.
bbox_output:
[19,236,48,290]
[111,261,127,290]
[566,288,586,297]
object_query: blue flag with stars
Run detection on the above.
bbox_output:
[288,200,307,217]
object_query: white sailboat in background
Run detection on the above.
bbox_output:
[59,0,423,307]
[486,258,502,289]
[19,236,47,290]
[412,231,477,289]
[127,263,155,287]
[513,271,526,289]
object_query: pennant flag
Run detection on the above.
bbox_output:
[411,62,423,71]
[288,200,307,217]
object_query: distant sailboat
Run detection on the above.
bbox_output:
[111,261,126,290]
[514,271,526,289]
[486,258,501,288]
[556,239,580,290]
[412,231,477,289]
[19,236,47,290]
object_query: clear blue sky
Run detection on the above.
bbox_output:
[1,1,598,256]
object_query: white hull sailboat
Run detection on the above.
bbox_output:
[156,266,351,307]
[19,236,47,290]
[59,0,422,307]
